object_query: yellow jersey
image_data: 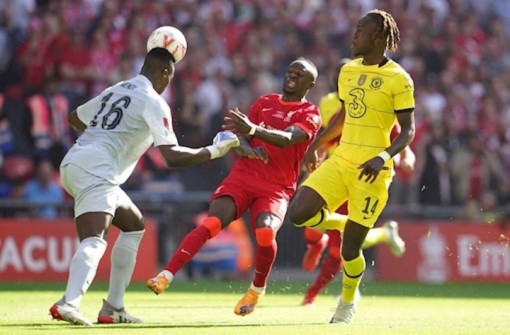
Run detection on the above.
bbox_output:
[318,92,342,157]
[334,57,414,169]
[319,92,342,127]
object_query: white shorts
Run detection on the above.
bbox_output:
[60,163,130,218]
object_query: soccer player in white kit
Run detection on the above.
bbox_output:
[49,47,240,326]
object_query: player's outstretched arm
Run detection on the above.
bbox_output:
[157,131,240,168]
[308,105,345,153]
[302,106,345,172]
[395,145,416,173]
[234,135,269,163]
[386,111,415,158]
[223,108,308,147]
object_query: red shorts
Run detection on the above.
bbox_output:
[211,171,293,229]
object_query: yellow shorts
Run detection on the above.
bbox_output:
[300,158,393,228]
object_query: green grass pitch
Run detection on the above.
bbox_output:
[0,280,508,335]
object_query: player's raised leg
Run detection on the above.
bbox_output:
[147,216,224,294]
[363,220,405,257]
[147,196,236,294]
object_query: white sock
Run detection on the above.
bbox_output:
[159,269,174,282]
[106,230,144,309]
[64,236,107,308]
[250,282,265,293]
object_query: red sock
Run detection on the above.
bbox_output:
[252,241,277,288]
[304,227,324,244]
[305,253,341,300]
[165,225,211,274]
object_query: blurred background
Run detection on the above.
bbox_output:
[1,0,509,284]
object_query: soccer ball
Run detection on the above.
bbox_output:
[146,26,187,63]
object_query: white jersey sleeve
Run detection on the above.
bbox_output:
[143,97,178,147]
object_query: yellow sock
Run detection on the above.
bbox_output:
[327,212,348,232]
[341,254,365,303]
[362,227,388,249]
[294,208,348,231]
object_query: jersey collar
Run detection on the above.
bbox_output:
[137,74,153,88]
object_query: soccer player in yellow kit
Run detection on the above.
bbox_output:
[287,9,415,324]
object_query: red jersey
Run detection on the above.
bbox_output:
[231,94,321,191]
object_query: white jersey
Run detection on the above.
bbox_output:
[61,74,178,185]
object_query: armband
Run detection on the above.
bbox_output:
[205,145,221,159]
[377,150,391,163]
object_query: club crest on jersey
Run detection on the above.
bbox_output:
[163,117,170,130]
[284,110,298,122]
[370,76,383,90]
[357,74,367,86]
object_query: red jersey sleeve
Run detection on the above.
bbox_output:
[294,105,322,139]
[247,99,262,125]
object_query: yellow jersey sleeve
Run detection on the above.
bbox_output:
[393,71,414,111]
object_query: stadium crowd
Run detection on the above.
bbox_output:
[1,0,510,223]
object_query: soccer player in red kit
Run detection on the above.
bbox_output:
[147,58,321,316]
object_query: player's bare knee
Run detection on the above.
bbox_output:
[341,243,361,261]
[255,227,276,247]
[132,217,145,231]
[115,216,145,232]
[287,205,311,227]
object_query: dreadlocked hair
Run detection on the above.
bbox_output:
[366,9,400,52]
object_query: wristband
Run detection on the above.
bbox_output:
[377,150,391,163]
[248,124,257,135]
[205,145,221,159]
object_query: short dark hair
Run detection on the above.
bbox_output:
[146,47,176,64]
[141,47,175,73]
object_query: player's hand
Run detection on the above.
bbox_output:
[235,146,269,163]
[398,149,416,173]
[358,156,385,183]
[302,147,320,173]
[222,108,255,135]
[207,131,240,159]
